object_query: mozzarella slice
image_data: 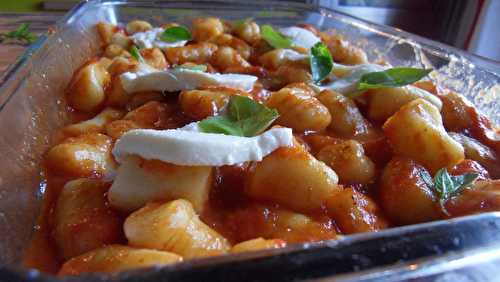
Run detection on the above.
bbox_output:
[279,26,321,49]
[319,63,386,94]
[112,127,294,166]
[278,49,310,64]
[108,155,212,213]
[318,64,437,102]
[120,69,258,93]
[130,28,187,49]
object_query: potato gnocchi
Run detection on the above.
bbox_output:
[26,17,500,276]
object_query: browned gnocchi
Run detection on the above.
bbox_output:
[124,200,230,258]
[266,84,331,132]
[53,179,123,260]
[58,245,182,275]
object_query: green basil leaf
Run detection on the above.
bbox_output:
[229,95,279,136]
[198,96,279,137]
[261,25,293,49]
[198,115,243,136]
[1,23,37,44]
[160,26,192,43]
[310,42,333,83]
[434,168,455,200]
[433,168,479,201]
[358,67,432,90]
[419,169,435,190]
[461,173,480,188]
[450,172,479,194]
[129,45,145,63]
[174,64,207,72]
[12,23,29,37]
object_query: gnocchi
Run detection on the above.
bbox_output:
[317,140,376,185]
[326,188,388,234]
[67,62,110,112]
[246,140,341,213]
[179,87,249,120]
[322,33,368,65]
[232,20,261,45]
[126,20,153,35]
[192,17,225,42]
[450,133,500,178]
[231,238,286,253]
[140,47,169,70]
[317,89,372,138]
[210,46,250,71]
[124,200,230,258]
[165,42,218,65]
[56,107,124,140]
[53,179,122,259]
[59,245,182,275]
[45,133,116,178]
[367,85,443,122]
[266,85,331,132]
[383,98,465,174]
[379,158,440,224]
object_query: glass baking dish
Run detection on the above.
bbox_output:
[0,0,499,281]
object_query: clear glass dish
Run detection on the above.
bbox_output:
[0,1,499,281]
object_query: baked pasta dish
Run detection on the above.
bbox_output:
[23,17,500,276]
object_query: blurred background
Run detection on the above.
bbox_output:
[0,0,499,62]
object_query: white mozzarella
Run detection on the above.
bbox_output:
[319,63,386,94]
[130,28,187,49]
[120,69,258,93]
[279,26,321,49]
[108,156,212,213]
[112,127,294,166]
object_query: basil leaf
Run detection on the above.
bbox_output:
[450,172,479,194]
[433,168,479,201]
[434,168,455,200]
[261,25,293,49]
[310,42,333,83]
[160,26,192,43]
[358,67,432,90]
[419,169,435,190]
[129,45,145,62]
[198,96,279,137]
[1,23,37,44]
[229,95,279,136]
[11,23,29,37]
[198,115,243,136]
[174,64,207,72]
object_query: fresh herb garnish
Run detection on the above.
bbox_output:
[420,168,479,214]
[0,23,37,45]
[174,64,207,72]
[419,169,435,190]
[198,95,279,137]
[358,67,432,90]
[310,42,333,83]
[129,45,145,62]
[261,25,293,49]
[160,26,192,43]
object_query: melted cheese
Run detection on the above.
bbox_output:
[120,69,257,93]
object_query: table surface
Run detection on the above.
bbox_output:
[0,13,61,76]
